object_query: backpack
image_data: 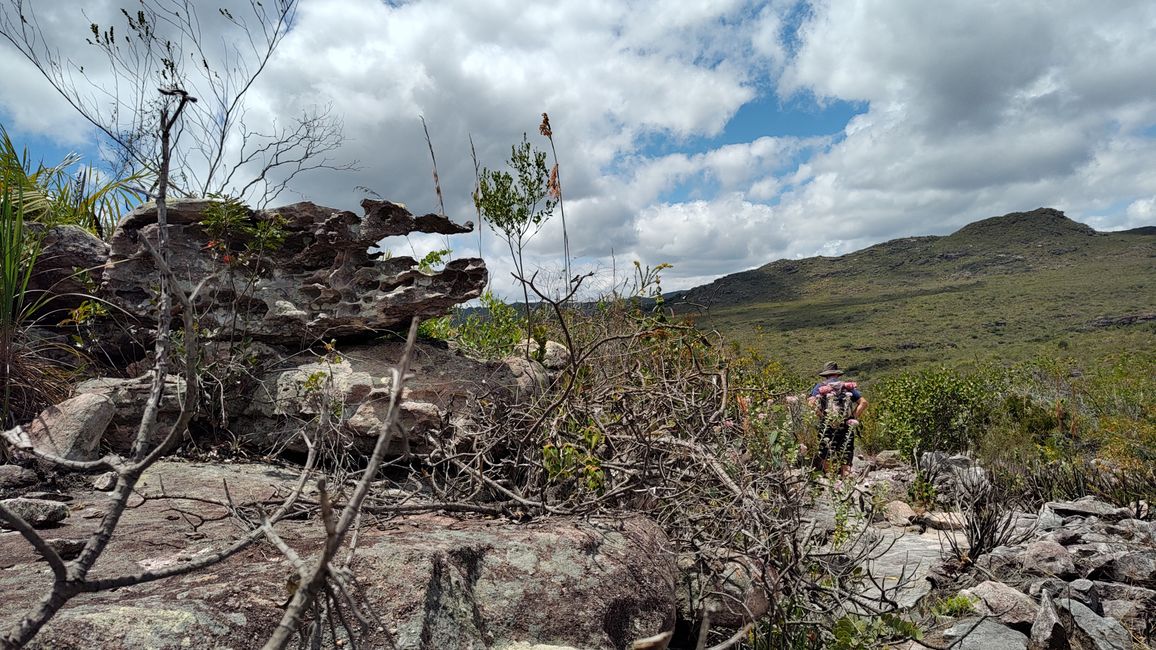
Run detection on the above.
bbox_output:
[816,381,857,427]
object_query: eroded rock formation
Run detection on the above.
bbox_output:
[101,198,486,344]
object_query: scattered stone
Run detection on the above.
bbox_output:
[1101,600,1143,637]
[1023,540,1078,580]
[874,450,905,468]
[1089,551,1156,588]
[1092,580,1156,607]
[976,544,1026,577]
[1067,579,1103,615]
[1046,498,1133,523]
[92,471,118,491]
[1030,591,1070,650]
[0,497,69,528]
[920,511,966,531]
[0,465,37,490]
[39,538,86,561]
[943,617,1028,649]
[885,500,917,526]
[1057,598,1131,650]
[965,580,1038,629]
[23,393,116,461]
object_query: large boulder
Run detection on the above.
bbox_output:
[26,224,110,320]
[0,461,677,649]
[23,393,116,461]
[100,199,486,345]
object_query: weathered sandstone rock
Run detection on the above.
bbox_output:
[101,199,485,345]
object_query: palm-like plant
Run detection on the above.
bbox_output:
[0,125,142,427]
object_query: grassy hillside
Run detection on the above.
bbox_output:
[673,208,1156,379]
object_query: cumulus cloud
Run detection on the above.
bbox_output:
[2,0,1155,296]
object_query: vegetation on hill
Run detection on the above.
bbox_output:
[675,208,1156,379]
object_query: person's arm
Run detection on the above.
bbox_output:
[853,396,868,419]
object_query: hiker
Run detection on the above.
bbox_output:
[808,362,868,476]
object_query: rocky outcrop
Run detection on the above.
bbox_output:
[73,375,189,453]
[229,340,546,455]
[101,198,486,344]
[0,461,677,649]
[26,224,110,320]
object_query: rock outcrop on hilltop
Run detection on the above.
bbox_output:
[101,198,487,344]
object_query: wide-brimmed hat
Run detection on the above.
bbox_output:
[818,362,844,377]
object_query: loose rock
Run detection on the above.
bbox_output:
[0,497,69,529]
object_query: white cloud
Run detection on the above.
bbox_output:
[3,0,1155,298]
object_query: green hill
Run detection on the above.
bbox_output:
[673,208,1156,378]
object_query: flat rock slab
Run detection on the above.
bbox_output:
[0,461,676,649]
[864,527,959,610]
[944,617,1028,649]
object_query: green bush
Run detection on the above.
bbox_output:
[419,290,526,359]
[871,367,1001,460]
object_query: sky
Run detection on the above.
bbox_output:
[2,0,1155,297]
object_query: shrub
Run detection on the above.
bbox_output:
[419,290,526,359]
[931,593,977,618]
[872,367,1001,460]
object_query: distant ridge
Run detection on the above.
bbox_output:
[674,208,1111,312]
[673,208,1156,377]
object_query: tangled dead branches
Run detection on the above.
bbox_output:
[416,276,907,646]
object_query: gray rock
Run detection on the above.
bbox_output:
[1030,578,1102,615]
[863,528,953,609]
[943,617,1028,649]
[1089,551,1156,588]
[1023,540,1078,580]
[1092,580,1156,607]
[0,497,69,528]
[26,224,110,320]
[1,461,676,650]
[1046,498,1133,523]
[92,471,118,492]
[75,375,188,453]
[678,556,768,628]
[1057,598,1131,650]
[23,393,116,461]
[976,544,1026,578]
[1037,505,1066,531]
[515,339,571,371]
[1031,591,1070,650]
[1044,528,1082,546]
[1101,600,1144,638]
[966,580,1038,628]
[0,465,37,490]
[944,454,975,470]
